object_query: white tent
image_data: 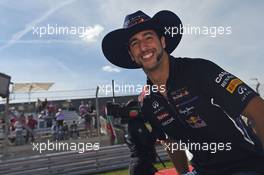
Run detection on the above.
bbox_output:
[12,82,54,102]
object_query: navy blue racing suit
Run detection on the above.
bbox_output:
[141,56,264,175]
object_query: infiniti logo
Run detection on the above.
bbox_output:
[152,101,159,109]
[238,85,247,95]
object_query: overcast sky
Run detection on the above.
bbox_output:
[0,0,263,102]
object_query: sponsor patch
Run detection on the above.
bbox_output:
[152,101,159,109]
[226,78,243,94]
[171,87,190,101]
[179,106,195,116]
[220,75,235,88]
[153,106,165,115]
[185,115,207,128]
[215,71,230,83]
[237,85,248,95]
[157,112,170,121]
[237,85,254,102]
[162,117,175,126]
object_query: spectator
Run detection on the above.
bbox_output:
[56,108,64,129]
[88,101,97,129]
[51,120,64,141]
[38,111,45,119]
[10,116,16,132]
[44,109,52,127]
[38,111,46,128]
[83,112,93,137]
[79,101,92,137]
[51,122,58,141]
[14,117,24,145]
[70,120,80,139]
[36,98,41,113]
[25,114,37,143]
[38,110,52,128]
[62,121,69,140]
[79,101,88,117]
[20,113,26,125]
[68,102,76,111]
[47,101,56,118]
[41,98,48,111]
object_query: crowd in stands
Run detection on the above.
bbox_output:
[3,98,97,146]
[9,112,37,145]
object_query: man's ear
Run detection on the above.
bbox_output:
[161,36,166,49]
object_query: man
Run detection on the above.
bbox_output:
[124,100,158,175]
[69,120,80,139]
[62,121,69,140]
[51,121,59,141]
[55,109,65,140]
[79,101,88,116]
[14,116,24,145]
[47,101,56,118]
[79,101,93,137]
[88,100,97,129]
[102,10,264,175]
[25,114,37,143]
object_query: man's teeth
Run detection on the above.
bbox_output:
[142,53,153,59]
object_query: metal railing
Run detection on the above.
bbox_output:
[0,144,170,175]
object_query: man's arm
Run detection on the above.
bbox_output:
[159,139,189,174]
[243,96,264,145]
[168,149,189,174]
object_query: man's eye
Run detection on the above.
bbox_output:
[146,36,153,40]
[130,41,138,47]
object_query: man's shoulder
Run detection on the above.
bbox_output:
[171,56,218,73]
[171,56,212,65]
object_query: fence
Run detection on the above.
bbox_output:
[0,144,170,175]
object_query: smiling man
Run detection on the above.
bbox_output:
[128,30,165,70]
[102,10,264,175]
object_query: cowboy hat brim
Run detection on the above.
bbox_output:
[102,10,183,69]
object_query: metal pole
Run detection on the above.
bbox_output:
[95,86,100,137]
[112,80,115,103]
[3,94,10,160]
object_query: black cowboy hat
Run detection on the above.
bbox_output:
[102,10,183,69]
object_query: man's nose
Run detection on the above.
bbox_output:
[139,40,148,52]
